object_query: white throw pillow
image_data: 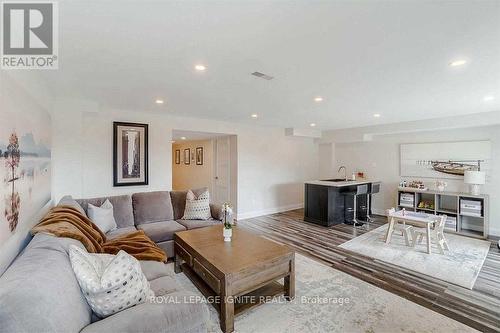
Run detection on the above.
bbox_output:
[87,199,117,234]
[182,190,212,220]
[69,245,154,318]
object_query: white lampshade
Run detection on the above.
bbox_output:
[464,171,486,185]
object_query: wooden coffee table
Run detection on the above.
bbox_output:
[174,225,295,333]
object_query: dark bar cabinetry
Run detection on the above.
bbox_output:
[304,181,379,227]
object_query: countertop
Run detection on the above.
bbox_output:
[305,179,380,187]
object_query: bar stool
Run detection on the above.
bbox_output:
[344,184,368,227]
[364,182,381,224]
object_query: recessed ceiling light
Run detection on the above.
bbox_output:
[449,59,467,67]
[314,96,323,102]
[180,136,187,140]
[195,64,206,71]
[373,113,381,118]
[310,123,316,127]
[251,114,258,118]
[483,95,495,102]
[155,99,164,104]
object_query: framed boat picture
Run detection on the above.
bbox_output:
[196,147,203,165]
[175,149,181,164]
[400,141,491,179]
[113,122,148,186]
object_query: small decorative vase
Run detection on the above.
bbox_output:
[223,228,232,242]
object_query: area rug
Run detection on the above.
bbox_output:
[339,225,490,289]
[170,254,476,332]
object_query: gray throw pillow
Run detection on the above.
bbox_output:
[87,199,117,234]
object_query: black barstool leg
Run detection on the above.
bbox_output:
[352,194,358,225]
[353,194,364,227]
[366,194,373,223]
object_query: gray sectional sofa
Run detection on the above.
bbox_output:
[0,233,209,333]
[0,188,222,333]
[72,188,223,258]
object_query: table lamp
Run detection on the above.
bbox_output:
[464,170,485,195]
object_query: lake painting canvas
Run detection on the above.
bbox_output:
[0,108,51,245]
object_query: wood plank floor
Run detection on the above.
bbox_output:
[238,209,500,332]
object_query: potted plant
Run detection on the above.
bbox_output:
[222,203,233,242]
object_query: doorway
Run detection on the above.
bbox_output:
[171,130,237,213]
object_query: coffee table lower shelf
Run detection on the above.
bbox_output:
[180,263,285,316]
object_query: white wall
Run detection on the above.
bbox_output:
[318,143,335,179]
[172,139,214,192]
[51,102,319,220]
[323,124,500,237]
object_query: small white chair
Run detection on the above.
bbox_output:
[386,208,413,246]
[412,215,450,254]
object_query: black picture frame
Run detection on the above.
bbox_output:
[113,122,149,186]
[175,149,180,164]
[184,148,191,165]
[196,147,203,165]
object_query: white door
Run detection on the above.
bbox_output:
[213,136,231,204]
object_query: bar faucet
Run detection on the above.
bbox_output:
[338,166,347,181]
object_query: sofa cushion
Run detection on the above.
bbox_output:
[177,219,221,230]
[156,240,174,259]
[137,221,186,243]
[140,260,172,281]
[80,291,209,333]
[149,275,180,296]
[210,203,224,221]
[58,195,86,215]
[0,234,92,333]
[170,187,209,220]
[132,191,174,225]
[77,195,134,228]
[106,226,137,240]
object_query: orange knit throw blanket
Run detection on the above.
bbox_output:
[31,206,167,262]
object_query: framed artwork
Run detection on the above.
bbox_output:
[400,141,491,179]
[1,101,51,240]
[184,148,190,165]
[196,147,203,165]
[113,122,148,186]
[175,149,180,164]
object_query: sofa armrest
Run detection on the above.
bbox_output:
[81,292,209,333]
[209,203,223,221]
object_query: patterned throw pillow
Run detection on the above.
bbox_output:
[182,190,212,220]
[69,245,154,318]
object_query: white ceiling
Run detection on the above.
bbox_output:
[172,130,228,142]
[40,0,500,130]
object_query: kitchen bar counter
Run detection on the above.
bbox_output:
[305,179,379,187]
[304,179,381,226]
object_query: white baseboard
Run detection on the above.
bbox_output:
[237,203,304,221]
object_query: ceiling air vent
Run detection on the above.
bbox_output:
[251,71,274,80]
